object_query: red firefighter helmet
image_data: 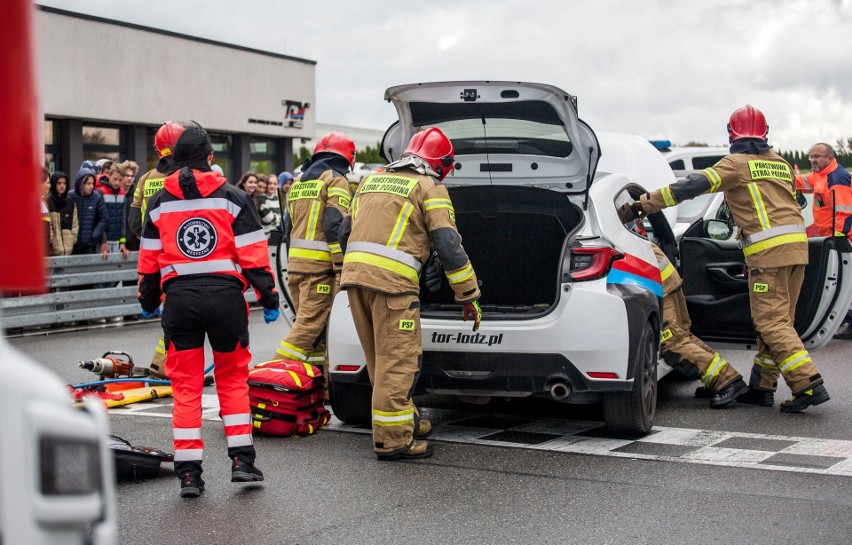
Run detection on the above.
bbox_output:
[727,105,768,143]
[313,132,356,168]
[403,128,455,181]
[154,121,186,159]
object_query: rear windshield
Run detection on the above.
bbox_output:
[408,101,573,158]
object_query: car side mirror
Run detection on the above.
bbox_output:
[705,219,733,241]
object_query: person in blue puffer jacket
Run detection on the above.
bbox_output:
[69,167,109,257]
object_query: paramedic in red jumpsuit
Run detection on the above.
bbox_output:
[137,122,280,498]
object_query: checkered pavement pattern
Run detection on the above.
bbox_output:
[110,397,852,477]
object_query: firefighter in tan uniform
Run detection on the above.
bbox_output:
[128,121,183,379]
[621,105,829,412]
[339,128,482,460]
[273,132,354,381]
[651,242,747,406]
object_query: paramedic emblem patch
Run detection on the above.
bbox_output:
[177,217,217,259]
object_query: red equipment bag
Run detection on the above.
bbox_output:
[248,359,331,437]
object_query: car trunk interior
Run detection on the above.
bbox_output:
[419,186,584,317]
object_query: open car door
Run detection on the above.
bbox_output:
[679,226,852,350]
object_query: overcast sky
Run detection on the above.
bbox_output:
[38,0,852,152]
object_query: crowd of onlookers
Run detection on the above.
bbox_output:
[40,161,296,258]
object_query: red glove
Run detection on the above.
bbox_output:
[462,300,482,332]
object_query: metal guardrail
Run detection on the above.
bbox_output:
[1,252,258,330]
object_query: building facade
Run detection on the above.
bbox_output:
[36,5,317,181]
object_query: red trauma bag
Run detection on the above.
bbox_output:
[248,359,331,437]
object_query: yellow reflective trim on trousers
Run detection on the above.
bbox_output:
[344,251,419,284]
[701,354,727,386]
[753,353,777,369]
[305,200,321,240]
[447,263,474,284]
[703,168,722,192]
[779,350,811,375]
[747,182,771,230]
[387,202,414,249]
[660,262,675,282]
[372,408,414,417]
[156,339,166,355]
[742,233,807,257]
[289,247,332,262]
[372,408,415,426]
[661,186,677,207]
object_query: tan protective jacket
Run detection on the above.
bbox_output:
[287,169,351,275]
[340,169,480,302]
[640,150,807,269]
[128,167,167,237]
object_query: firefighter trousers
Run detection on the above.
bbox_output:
[347,288,422,454]
[162,282,255,471]
[747,264,823,394]
[274,272,335,367]
[660,288,741,392]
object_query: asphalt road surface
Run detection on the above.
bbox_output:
[8,312,852,545]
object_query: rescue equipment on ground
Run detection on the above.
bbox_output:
[248,359,331,437]
[70,351,201,408]
[108,435,173,482]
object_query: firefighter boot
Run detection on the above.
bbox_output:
[376,440,434,461]
[709,378,748,409]
[175,461,204,498]
[737,387,775,407]
[414,419,433,440]
[780,383,830,413]
[229,446,264,482]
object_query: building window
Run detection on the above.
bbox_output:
[44,119,59,172]
[250,138,278,175]
[82,124,124,163]
[210,133,234,182]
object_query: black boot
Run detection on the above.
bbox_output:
[780,383,830,413]
[736,386,775,407]
[175,461,204,498]
[709,378,749,409]
[229,446,264,482]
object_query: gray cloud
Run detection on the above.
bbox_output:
[37,0,852,151]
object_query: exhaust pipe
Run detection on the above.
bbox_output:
[545,375,571,400]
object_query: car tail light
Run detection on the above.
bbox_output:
[587,372,620,379]
[335,365,362,372]
[570,247,624,281]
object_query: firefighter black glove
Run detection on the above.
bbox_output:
[617,201,644,224]
[462,300,482,332]
[424,250,442,293]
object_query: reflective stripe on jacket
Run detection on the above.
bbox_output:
[640,150,808,269]
[287,169,351,274]
[137,168,279,312]
[340,169,480,302]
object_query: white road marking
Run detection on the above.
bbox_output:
[110,397,852,477]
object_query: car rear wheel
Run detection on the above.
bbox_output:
[602,320,658,435]
[329,381,372,425]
